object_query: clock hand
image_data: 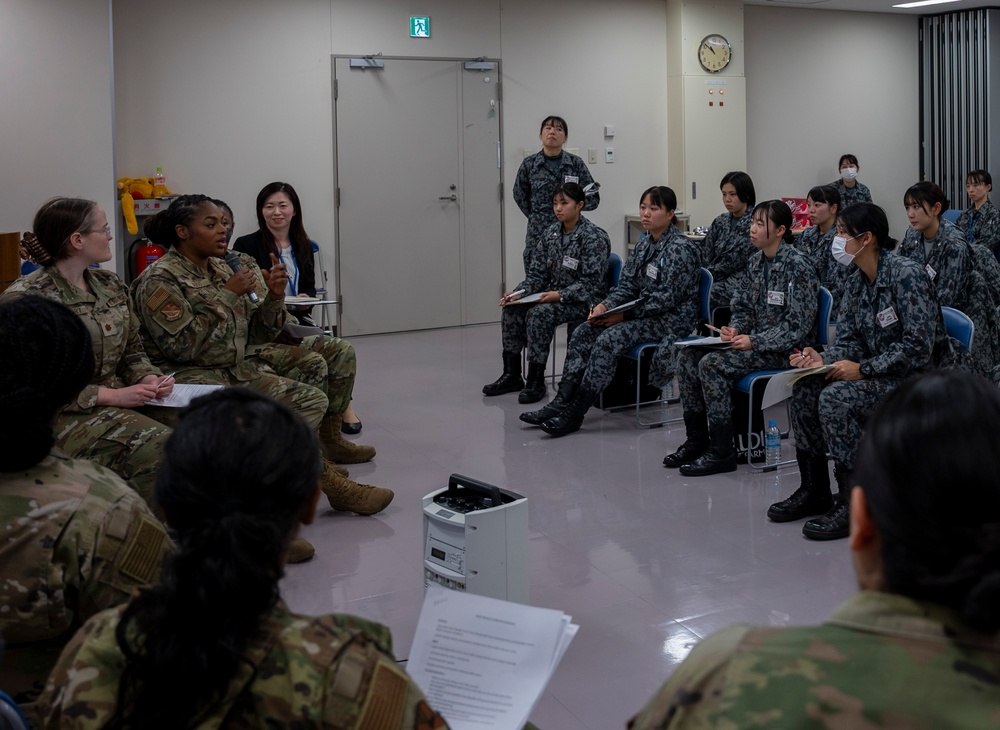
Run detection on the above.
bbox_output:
[708,44,717,55]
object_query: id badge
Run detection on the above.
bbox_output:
[646,263,659,279]
[564,175,579,184]
[925,263,937,281]
[877,306,899,328]
[767,290,785,306]
[562,256,579,270]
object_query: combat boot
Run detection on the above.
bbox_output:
[767,450,833,522]
[518,362,548,404]
[287,537,316,564]
[663,410,710,468]
[520,379,578,425]
[320,413,376,464]
[483,352,524,396]
[539,387,598,437]
[320,461,394,515]
[802,462,851,540]
[679,420,737,476]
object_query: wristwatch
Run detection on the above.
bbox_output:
[859,361,873,378]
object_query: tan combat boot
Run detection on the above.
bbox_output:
[319,460,393,515]
[320,413,376,464]
[287,537,316,564]
[330,462,349,477]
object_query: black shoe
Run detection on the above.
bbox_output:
[679,450,737,476]
[767,486,834,523]
[341,419,363,435]
[518,362,548,404]
[663,411,709,468]
[521,380,577,425]
[483,352,523,396]
[802,498,850,540]
[539,387,597,438]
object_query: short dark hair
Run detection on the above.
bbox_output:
[751,200,795,245]
[838,154,859,168]
[807,184,841,210]
[838,202,897,251]
[639,186,678,227]
[553,182,586,205]
[720,171,756,208]
[967,170,992,188]
[539,115,568,137]
[903,181,949,217]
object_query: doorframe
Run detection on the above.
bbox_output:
[330,54,506,334]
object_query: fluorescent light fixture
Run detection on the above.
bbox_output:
[893,0,962,7]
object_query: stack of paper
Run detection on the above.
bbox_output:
[407,585,578,730]
[147,383,224,408]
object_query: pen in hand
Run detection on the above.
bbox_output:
[156,372,176,393]
[705,323,722,334]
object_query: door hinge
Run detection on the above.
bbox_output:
[336,188,341,207]
[334,79,338,100]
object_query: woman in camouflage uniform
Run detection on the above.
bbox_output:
[701,171,757,313]
[956,170,1000,261]
[830,153,873,209]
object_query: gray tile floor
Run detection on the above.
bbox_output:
[279,323,857,730]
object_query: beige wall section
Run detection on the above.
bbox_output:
[0,0,117,268]
[744,6,920,236]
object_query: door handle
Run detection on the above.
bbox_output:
[439,194,458,201]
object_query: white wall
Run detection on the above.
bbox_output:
[744,6,920,236]
[0,0,117,266]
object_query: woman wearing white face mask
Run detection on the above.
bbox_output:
[768,203,946,541]
[830,154,872,210]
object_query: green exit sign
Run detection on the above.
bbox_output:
[410,16,430,38]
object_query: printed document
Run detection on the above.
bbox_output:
[148,383,224,408]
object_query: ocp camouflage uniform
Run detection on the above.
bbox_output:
[0,450,170,713]
[791,250,944,470]
[794,223,850,319]
[829,178,873,209]
[956,198,1000,259]
[513,150,599,269]
[0,266,171,506]
[702,208,755,309]
[563,227,700,393]
[677,243,819,428]
[898,218,1000,375]
[501,215,611,364]
[130,249,327,429]
[35,600,449,729]
[628,591,1000,729]
[252,335,357,416]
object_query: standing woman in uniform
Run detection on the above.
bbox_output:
[664,201,819,476]
[0,197,174,508]
[513,116,599,269]
[796,185,850,318]
[772,202,946,540]
[483,182,610,403]
[702,171,756,312]
[521,186,701,437]
[956,170,1000,261]
[831,153,872,209]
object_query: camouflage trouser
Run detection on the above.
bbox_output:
[54,408,171,508]
[791,375,902,468]
[709,273,743,310]
[676,347,789,429]
[251,335,357,416]
[649,330,699,388]
[501,301,589,364]
[563,318,668,393]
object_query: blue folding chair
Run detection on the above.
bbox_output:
[942,208,963,224]
[941,305,974,350]
[735,286,833,471]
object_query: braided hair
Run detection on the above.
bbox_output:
[0,297,95,471]
[19,197,99,266]
[143,194,216,248]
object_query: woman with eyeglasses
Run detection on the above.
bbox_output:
[0,198,174,509]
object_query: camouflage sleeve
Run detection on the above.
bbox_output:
[639,234,701,319]
[749,254,820,352]
[702,217,722,268]
[862,262,938,376]
[979,203,1000,253]
[711,217,754,281]
[727,258,755,334]
[575,158,600,212]
[242,254,288,346]
[603,255,643,310]
[928,240,972,309]
[897,227,920,260]
[522,226,555,294]
[559,224,610,304]
[822,276,866,363]
[116,288,160,387]
[970,243,1000,308]
[513,158,533,218]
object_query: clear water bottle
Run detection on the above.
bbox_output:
[765,419,781,467]
[152,167,167,198]
[662,380,674,402]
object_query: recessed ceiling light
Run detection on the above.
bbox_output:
[893,0,962,8]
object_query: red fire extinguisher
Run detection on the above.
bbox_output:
[130,238,164,279]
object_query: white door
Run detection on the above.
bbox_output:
[334,57,503,336]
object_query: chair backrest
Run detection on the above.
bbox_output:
[607,252,623,289]
[20,260,39,276]
[942,305,975,350]
[817,287,833,346]
[0,691,29,730]
[942,208,963,224]
[697,267,713,322]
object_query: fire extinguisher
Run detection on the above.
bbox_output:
[129,238,164,280]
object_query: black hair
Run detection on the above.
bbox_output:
[109,388,321,729]
[720,171,756,209]
[838,154,859,169]
[838,202,897,251]
[751,200,796,245]
[539,115,568,137]
[903,181,949,217]
[20,197,99,265]
[212,198,234,224]
[0,297,95,472]
[553,182,586,206]
[967,170,992,188]
[254,182,313,280]
[143,194,218,248]
[807,184,841,211]
[853,371,1000,633]
[639,185,679,227]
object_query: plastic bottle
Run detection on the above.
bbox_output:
[765,419,781,467]
[152,167,167,198]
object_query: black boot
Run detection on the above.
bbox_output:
[767,450,833,522]
[802,463,851,540]
[483,352,524,396]
[679,420,737,476]
[663,411,710,468]
[539,387,598,437]
[518,362,548,404]
[520,379,577,425]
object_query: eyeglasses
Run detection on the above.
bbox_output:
[86,224,112,236]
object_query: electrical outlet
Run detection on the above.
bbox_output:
[605,147,615,164]
[588,148,598,164]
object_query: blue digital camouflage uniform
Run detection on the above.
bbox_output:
[0,266,171,507]
[35,600,449,729]
[956,198,1000,259]
[628,591,1000,729]
[791,250,945,469]
[898,218,1000,375]
[501,215,611,364]
[563,227,701,393]
[677,243,819,428]
[702,208,755,309]
[830,179,873,209]
[512,150,599,269]
[794,223,850,319]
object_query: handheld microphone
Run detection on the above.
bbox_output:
[224,253,260,303]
